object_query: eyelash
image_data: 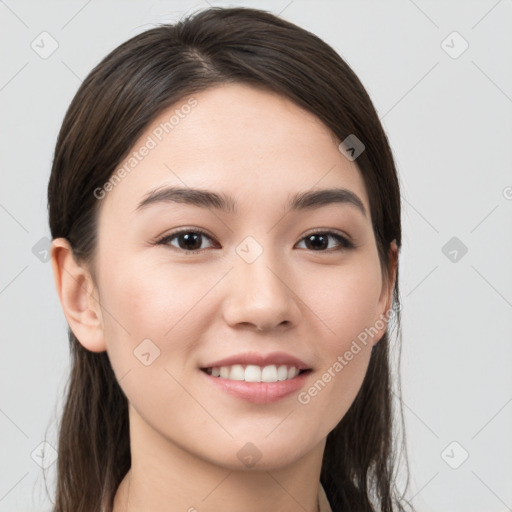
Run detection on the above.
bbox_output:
[155,227,356,253]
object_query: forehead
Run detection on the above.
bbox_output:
[100,83,371,219]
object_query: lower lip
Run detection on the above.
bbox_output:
[200,369,312,404]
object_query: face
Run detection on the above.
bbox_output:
[84,83,395,470]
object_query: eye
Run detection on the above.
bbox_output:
[296,231,355,251]
[155,228,355,253]
[156,228,216,252]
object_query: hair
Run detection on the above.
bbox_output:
[47,6,412,512]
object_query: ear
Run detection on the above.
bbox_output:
[50,237,106,352]
[371,239,398,347]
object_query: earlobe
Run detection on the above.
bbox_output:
[372,239,399,347]
[50,237,107,353]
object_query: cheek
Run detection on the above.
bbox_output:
[295,256,381,419]
[98,260,211,423]
[304,253,382,347]
[99,257,223,370]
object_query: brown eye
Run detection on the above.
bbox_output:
[156,229,354,254]
[157,229,215,252]
[297,232,354,251]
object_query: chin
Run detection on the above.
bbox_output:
[203,438,313,472]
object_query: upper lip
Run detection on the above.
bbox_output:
[201,351,311,370]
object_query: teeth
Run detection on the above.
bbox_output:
[230,364,245,381]
[245,365,261,382]
[205,364,304,383]
[262,365,277,382]
[277,365,288,380]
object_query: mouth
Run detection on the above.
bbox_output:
[200,365,312,383]
[200,364,313,404]
[200,350,312,382]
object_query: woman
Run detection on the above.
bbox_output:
[48,6,411,512]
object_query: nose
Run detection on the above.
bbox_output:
[222,247,300,332]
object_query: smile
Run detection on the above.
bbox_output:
[202,364,309,383]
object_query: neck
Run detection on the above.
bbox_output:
[113,404,326,512]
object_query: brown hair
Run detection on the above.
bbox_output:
[47,6,412,511]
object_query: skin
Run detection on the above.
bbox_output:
[51,83,397,512]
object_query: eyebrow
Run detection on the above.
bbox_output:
[135,185,367,218]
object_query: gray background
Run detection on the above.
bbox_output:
[1,1,511,510]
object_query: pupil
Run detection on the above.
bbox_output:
[180,233,201,251]
[307,234,327,250]
[177,233,329,251]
